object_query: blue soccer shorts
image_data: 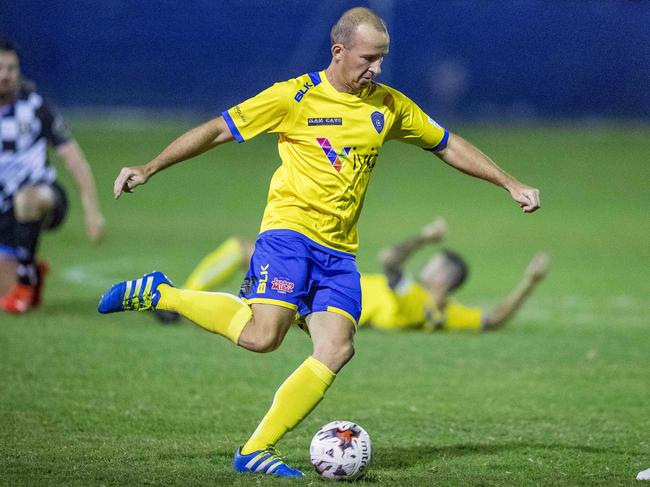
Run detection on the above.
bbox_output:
[239,229,362,326]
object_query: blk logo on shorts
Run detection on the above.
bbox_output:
[257,264,269,294]
[316,137,351,173]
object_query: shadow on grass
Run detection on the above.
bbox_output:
[377,442,624,468]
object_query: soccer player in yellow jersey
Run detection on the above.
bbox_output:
[98,7,541,477]
[360,217,550,333]
[154,218,549,333]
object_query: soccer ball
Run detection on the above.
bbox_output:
[309,420,371,481]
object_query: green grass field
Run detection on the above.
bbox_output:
[1,120,649,486]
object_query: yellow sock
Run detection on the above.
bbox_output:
[182,237,243,291]
[157,285,251,344]
[241,356,335,454]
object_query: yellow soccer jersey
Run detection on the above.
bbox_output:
[222,71,448,253]
[358,274,483,331]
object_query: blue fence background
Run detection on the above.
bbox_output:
[2,0,648,120]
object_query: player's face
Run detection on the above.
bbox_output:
[420,253,462,293]
[338,24,389,92]
[0,51,20,98]
[419,254,447,288]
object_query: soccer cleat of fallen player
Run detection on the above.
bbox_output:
[233,447,305,477]
[151,309,182,324]
[98,271,173,314]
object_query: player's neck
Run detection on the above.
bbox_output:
[324,65,359,95]
[0,89,18,106]
[425,282,448,310]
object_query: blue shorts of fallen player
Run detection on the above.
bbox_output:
[239,229,361,327]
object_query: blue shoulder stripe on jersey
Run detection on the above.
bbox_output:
[221,110,245,143]
[308,72,322,86]
[424,129,449,153]
[0,244,16,257]
[0,105,15,118]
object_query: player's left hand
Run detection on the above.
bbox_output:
[509,183,540,213]
[420,217,447,243]
[526,252,550,282]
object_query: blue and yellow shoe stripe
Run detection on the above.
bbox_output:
[98,271,172,314]
[233,447,304,477]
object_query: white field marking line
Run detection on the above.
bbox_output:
[62,258,139,290]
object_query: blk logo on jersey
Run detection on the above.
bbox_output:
[294,81,314,102]
[316,137,351,173]
[370,111,384,134]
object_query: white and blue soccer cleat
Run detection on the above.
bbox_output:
[98,271,172,314]
[233,447,305,477]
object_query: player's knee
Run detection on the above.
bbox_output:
[338,342,355,364]
[238,321,286,353]
[239,304,294,353]
[314,340,355,372]
[13,187,52,222]
[242,332,282,353]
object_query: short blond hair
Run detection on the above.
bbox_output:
[330,7,388,47]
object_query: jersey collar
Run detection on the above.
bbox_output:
[319,70,374,101]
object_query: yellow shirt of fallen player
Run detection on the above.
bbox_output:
[359,274,483,331]
[222,71,449,254]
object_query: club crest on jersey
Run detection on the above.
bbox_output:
[370,111,384,134]
[316,137,351,173]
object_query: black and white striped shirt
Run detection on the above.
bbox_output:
[0,86,70,212]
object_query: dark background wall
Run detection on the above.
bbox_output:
[2,0,648,120]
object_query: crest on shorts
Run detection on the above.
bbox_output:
[370,111,384,134]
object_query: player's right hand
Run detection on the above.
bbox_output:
[84,209,106,242]
[421,217,447,243]
[114,165,149,199]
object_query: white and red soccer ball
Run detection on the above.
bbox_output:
[310,420,371,481]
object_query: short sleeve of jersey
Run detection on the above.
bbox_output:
[37,100,71,147]
[443,302,483,331]
[222,81,294,143]
[387,90,449,152]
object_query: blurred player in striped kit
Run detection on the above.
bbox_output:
[0,40,105,313]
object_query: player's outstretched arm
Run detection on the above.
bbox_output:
[57,139,105,242]
[378,217,447,274]
[436,134,541,213]
[114,116,234,199]
[483,252,550,331]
